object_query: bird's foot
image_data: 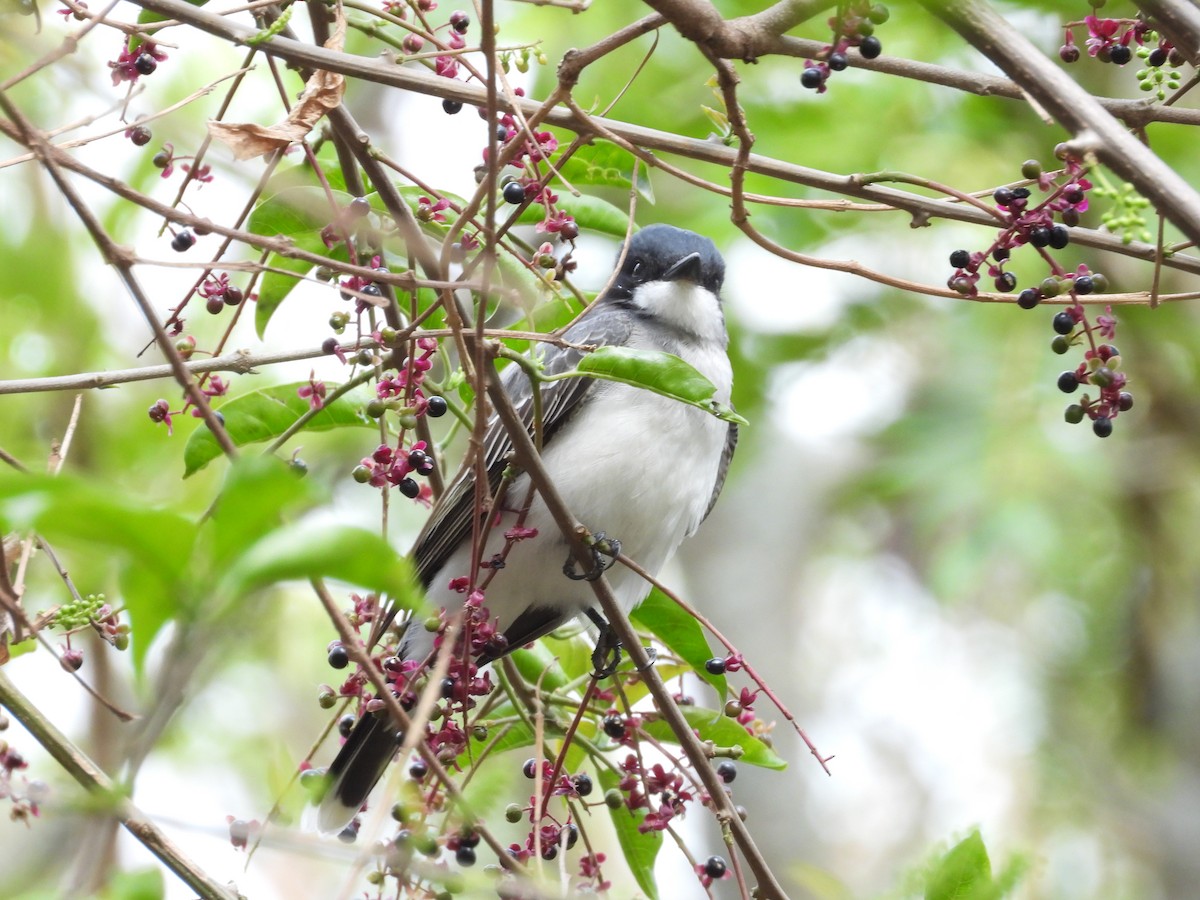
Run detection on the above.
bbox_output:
[562,531,621,582]
[586,607,622,678]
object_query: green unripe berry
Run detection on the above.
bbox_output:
[604,789,624,809]
[1021,159,1042,179]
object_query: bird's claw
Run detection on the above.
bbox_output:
[562,531,621,582]
[586,607,622,678]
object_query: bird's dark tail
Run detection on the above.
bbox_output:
[317,710,402,834]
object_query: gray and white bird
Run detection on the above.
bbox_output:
[318,224,737,833]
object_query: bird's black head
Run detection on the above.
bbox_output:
[608,224,725,301]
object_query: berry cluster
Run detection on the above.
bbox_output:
[54,592,130,654]
[1058,7,1178,72]
[945,150,1134,436]
[801,1,887,92]
[107,39,166,86]
[198,272,244,316]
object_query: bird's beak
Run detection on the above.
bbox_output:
[663,251,703,283]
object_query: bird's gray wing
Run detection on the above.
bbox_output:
[699,422,738,527]
[413,302,634,589]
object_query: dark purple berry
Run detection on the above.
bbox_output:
[565,824,579,849]
[1118,392,1134,411]
[572,773,593,796]
[1011,187,1032,200]
[502,181,526,204]
[348,195,371,217]
[559,219,580,241]
[1093,416,1113,438]
[1073,275,1094,295]
[224,286,244,306]
[703,856,727,879]
[993,187,1015,207]
[1017,289,1040,310]
[827,52,848,71]
[1148,47,1167,67]
[1057,371,1079,393]
[992,247,1010,262]
[1052,311,1075,335]
[206,296,224,315]
[134,54,157,76]
[442,99,463,115]
[327,644,349,669]
[716,761,737,783]
[800,66,823,89]
[704,657,726,676]
[1049,225,1069,249]
[338,714,356,738]
[409,759,428,779]
[399,478,420,498]
[1061,208,1080,227]
[128,125,152,146]
[455,846,476,866]
[602,715,627,739]
[426,396,448,417]
[522,758,538,779]
[949,249,971,269]
[1109,44,1132,65]
[859,35,882,59]
[1029,227,1051,248]
[441,677,456,699]
[1060,44,1080,63]
[171,230,195,252]
[541,844,557,861]
[994,272,1017,293]
[1063,184,1085,204]
[449,10,469,32]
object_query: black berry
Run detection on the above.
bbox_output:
[171,230,195,252]
[455,846,476,866]
[1049,225,1070,249]
[224,286,244,306]
[994,272,1017,293]
[1029,227,1051,248]
[399,478,420,499]
[206,296,224,315]
[1052,311,1075,335]
[572,773,593,796]
[134,54,157,76]
[128,125,152,146]
[327,644,349,669]
[1148,47,1167,67]
[522,758,538,779]
[827,52,848,71]
[1057,371,1079,393]
[716,761,737,783]
[502,181,526,204]
[859,35,882,59]
[993,187,1015,207]
[1017,289,1040,310]
[992,247,1010,262]
[442,99,463,115]
[409,759,428,779]
[1093,416,1113,438]
[949,249,970,269]
[1074,276,1094,295]
[602,715,627,739]
[338,714,356,738]
[704,657,726,676]
[800,67,823,89]
[703,856,727,879]
[426,396,448,417]
[449,10,469,32]
[1109,45,1132,65]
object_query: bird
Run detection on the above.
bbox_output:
[318,223,738,834]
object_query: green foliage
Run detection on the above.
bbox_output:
[182,381,374,476]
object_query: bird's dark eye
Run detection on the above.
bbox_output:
[629,259,644,278]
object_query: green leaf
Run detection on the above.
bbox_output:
[641,706,787,771]
[218,520,421,606]
[555,141,654,202]
[183,382,374,477]
[926,831,994,900]
[99,867,164,900]
[508,642,571,694]
[249,187,353,337]
[599,768,661,900]
[569,346,747,425]
[517,193,631,238]
[208,455,318,567]
[631,588,725,696]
